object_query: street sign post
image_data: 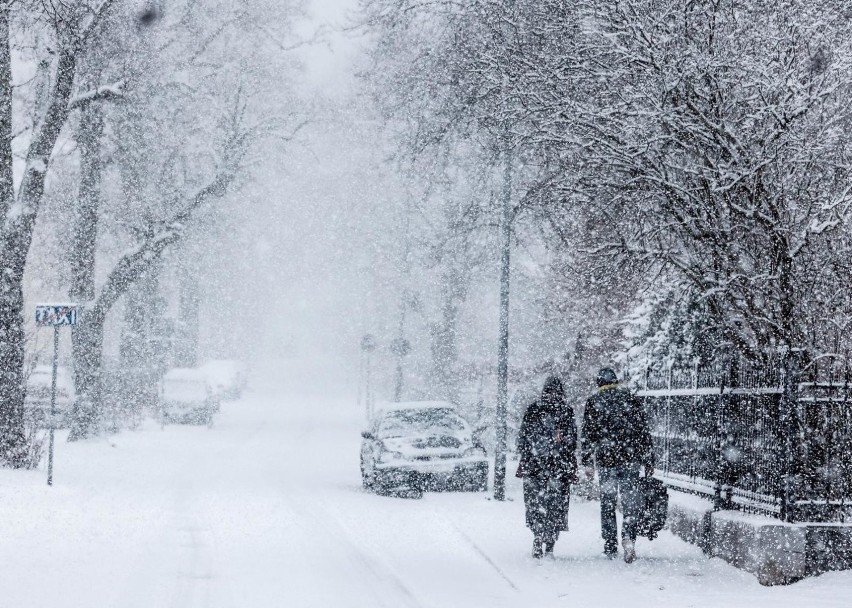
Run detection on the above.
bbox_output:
[35,304,79,486]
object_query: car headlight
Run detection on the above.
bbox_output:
[464,447,487,458]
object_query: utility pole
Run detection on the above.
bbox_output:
[494,128,513,501]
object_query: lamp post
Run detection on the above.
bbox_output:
[493,0,517,502]
[493,130,513,502]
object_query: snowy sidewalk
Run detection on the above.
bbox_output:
[0,359,849,608]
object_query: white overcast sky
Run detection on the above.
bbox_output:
[299,0,364,92]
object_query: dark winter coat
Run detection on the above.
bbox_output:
[517,385,577,539]
[581,385,655,469]
[517,397,578,484]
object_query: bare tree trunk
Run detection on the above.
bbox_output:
[0,278,27,464]
[0,8,12,218]
[70,102,103,301]
[0,47,77,456]
[68,309,104,441]
[0,7,26,465]
[432,265,464,404]
[120,263,165,421]
[68,102,104,440]
[175,268,200,368]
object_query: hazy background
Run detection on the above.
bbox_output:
[194,0,406,371]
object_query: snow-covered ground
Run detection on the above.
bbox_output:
[2,358,850,608]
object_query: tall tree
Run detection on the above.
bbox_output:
[0,1,118,464]
[566,1,852,358]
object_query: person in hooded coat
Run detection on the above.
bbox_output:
[516,376,578,558]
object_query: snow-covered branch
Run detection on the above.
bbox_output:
[90,170,236,322]
[68,80,125,110]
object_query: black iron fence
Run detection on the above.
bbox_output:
[637,354,852,523]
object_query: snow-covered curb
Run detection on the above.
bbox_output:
[666,490,852,585]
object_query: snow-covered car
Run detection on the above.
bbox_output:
[25,365,75,428]
[360,401,489,492]
[198,359,248,400]
[159,368,220,426]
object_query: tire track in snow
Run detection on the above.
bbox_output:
[443,518,519,592]
[283,493,426,608]
[420,497,522,593]
[168,523,217,608]
[165,456,241,608]
[108,448,238,608]
[213,406,404,606]
[309,480,523,603]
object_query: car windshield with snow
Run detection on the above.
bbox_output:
[361,402,489,493]
[377,408,465,438]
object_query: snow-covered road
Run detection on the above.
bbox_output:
[1,358,850,607]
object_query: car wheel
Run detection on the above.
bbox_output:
[466,470,488,492]
[361,458,375,490]
[409,474,425,493]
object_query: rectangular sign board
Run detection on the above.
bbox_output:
[35,304,79,327]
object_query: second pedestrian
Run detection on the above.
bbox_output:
[581,367,655,563]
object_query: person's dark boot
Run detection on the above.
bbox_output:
[532,537,544,559]
[604,541,618,559]
[544,539,555,555]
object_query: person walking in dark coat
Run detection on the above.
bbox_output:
[516,376,578,558]
[581,368,654,563]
